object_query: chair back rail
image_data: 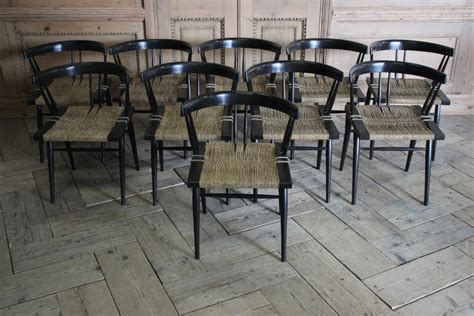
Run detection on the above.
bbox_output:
[32,62,130,115]
[245,60,343,115]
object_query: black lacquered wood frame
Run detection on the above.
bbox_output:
[341,60,446,206]
[182,91,299,262]
[245,60,342,202]
[141,62,239,205]
[32,62,139,205]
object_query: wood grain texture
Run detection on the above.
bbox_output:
[33,165,86,217]
[214,191,322,234]
[165,253,298,314]
[49,194,161,236]
[294,210,396,278]
[287,240,390,316]
[185,291,277,316]
[96,242,178,316]
[11,221,136,273]
[390,277,474,315]
[57,280,119,316]
[128,212,206,284]
[0,213,12,277]
[199,219,312,270]
[261,277,337,316]
[372,215,474,264]
[0,255,103,308]
[0,189,52,247]
[156,185,227,245]
[364,247,474,310]
[456,237,474,258]
[0,295,61,316]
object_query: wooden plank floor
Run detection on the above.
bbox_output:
[0,114,473,315]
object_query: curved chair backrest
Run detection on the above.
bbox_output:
[245,60,343,115]
[23,40,107,74]
[287,38,368,64]
[182,91,299,156]
[198,38,281,75]
[140,61,239,114]
[32,62,129,115]
[370,39,454,73]
[109,39,193,74]
[349,60,446,114]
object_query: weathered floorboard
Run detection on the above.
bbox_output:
[294,210,396,278]
[0,295,61,316]
[287,240,391,316]
[0,255,103,309]
[96,242,178,316]
[0,214,12,277]
[165,253,298,314]
[364,247,474,310]
[57,280,119,316]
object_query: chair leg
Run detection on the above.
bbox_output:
[47,141,55,204]
[290,140,295,160]
[340,116,351,171]
[65,142,75,170]
[369,140,375,160]
[100,143,105,163]
[225,188,230,205]
[200,188,207,214]
[119,136,126,205]
[424,140,433,206]
[192,187,201,259]
[279,188,288,262]
[326,139,332,203]
[37,105,44,163]
[352,134,361,205]
[128,119,140,170]
[316,140,323,169]
[253,188,258,203]
[157,140,164,171]
[432,104,441,161]
[151,140,158,206]
[183,140,188,159]
[405,140,417,172]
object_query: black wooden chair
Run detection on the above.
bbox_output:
[286,38,368,109]
[245,60,342,202]
[342,61,446,206]
[32,62,138,205]
[23,40,107,162]
[183,91,299,261]
[141,62,239,205]
[366,39,454,161]
[109,39,193,112]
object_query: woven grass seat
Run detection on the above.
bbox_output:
[257,104,330,140]
[368,78,443,105]
[298,77,352,104]
[356,105,435,141]
[154,105,225,141]
[199,141,280,189]
[43,106,124,142]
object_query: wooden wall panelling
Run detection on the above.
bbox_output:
[151,0,238,64]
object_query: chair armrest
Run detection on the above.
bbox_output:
[187,143,206,188]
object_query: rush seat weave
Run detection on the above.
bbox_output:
[43,106,124,142]
[298,77,352,104]
[355,106,435,140]
[257,105,330,140]
[198,141,281,189]
[154,105,226,141]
